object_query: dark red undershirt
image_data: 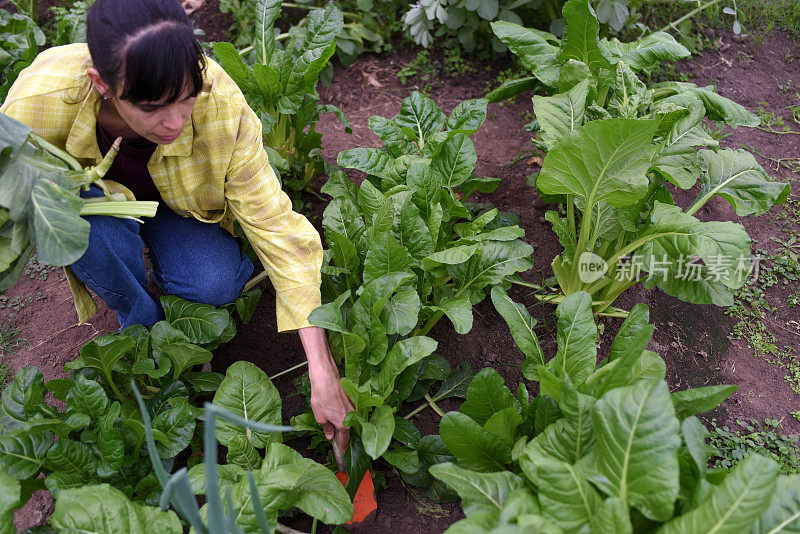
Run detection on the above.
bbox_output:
[96,122,161,201]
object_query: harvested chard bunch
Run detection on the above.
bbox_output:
[0,111,158,292]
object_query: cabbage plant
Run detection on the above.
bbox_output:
[433,290,800,532]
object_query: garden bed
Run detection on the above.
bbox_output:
[5,2,800,531]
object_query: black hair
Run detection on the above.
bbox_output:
[86,0,205,104]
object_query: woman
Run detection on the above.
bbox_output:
[0,0,352,450]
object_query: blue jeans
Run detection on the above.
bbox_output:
[72,188,254,329]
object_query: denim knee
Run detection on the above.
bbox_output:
[168,255,254,307]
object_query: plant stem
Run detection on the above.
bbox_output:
[424,394,446,417]
[269,361,308,381]
[659,0,722,33]
[28,133,82,171]
[79,201,159,218]
[414,310,444,337]
[243,271,270,293]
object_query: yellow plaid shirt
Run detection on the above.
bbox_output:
[1,44,323,332]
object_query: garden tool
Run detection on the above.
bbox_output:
[332,429,377,530]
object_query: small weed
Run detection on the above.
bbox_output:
[753,102,800,135]
[0,320,26,356]
[443,48,476,77]
[708,418,800,475]
[739,51,754,63]
[23,255,57,282]
[397,50,438,94]
[788,290,800,307]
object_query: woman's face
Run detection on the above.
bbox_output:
[108,83,197,145]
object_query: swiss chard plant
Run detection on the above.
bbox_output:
[299,91,534,496]
[0,7,44,103]
[0,293,260,513]
[432,289,800,532]
[0,111,159,293]
[182,361,353,531]
[213,0,350,211]
[489,0,789,313]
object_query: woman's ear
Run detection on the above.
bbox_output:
[86,67,112,99]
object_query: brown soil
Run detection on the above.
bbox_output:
[5,3,800,532]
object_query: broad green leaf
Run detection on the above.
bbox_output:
[655,82,760,127]
[348,405,395,460]
[65,335,134,398]
[44,438,97,483]
[607,61,651,119]
[431,133,477,188]
[545,210,577,262]
[213,361,282,448]
[522,455,602,532]
[492,286,547,380]
[526,388,594,464]
[235,289,261,324]
[753,475,800,534]
[0,471,20,534]
[448,239,534,294]
[584,333,656,397]
[440,411,512,472]
[638,202,752,300]
[460,368,520,426]
[357,179,386,224]
[0,429,53,479]
[446,98,488,134]
[0,366,45,430]
[212,41,252,90]
[49,483,182,533]
[671,385,737,420]
[375,336,437,398]
[532,79,591,150]
[161,342,213,379]
[407,162,443,219]
[434,292,474,334]
[394,91,446,143]
[382,286,421,336]
[558,0,611,74]
[321,169,358,202]
[337,147,397,180]
[430,462,525,516]
[322,197,366,254]
[682,416,712,477]
[591,380,680,521]
[254,0,282,63]
[65,373,108,420]
[363,231,414,284]
[226,434,262,471]
[609,303,650,361]
[161,295,230,344]
[423,244,480,270]
[368,115,414,157]
[29,177,88,265]
[697,149,790,216]
[548,292,597,386]
[152,404,195,458]
[432,362,475,402]
[538,119,657,210]
[491,21,560,86]
[97,402,124,478]
[399,198,435,261]
[486,76,540,102]
[602,32,690,74]
[384,447,420,474]
[591,496,632,534]
[659,455,778,534]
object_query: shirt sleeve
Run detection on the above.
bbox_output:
[223,100,323,332]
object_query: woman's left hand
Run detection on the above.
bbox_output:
[298,326,354,453]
